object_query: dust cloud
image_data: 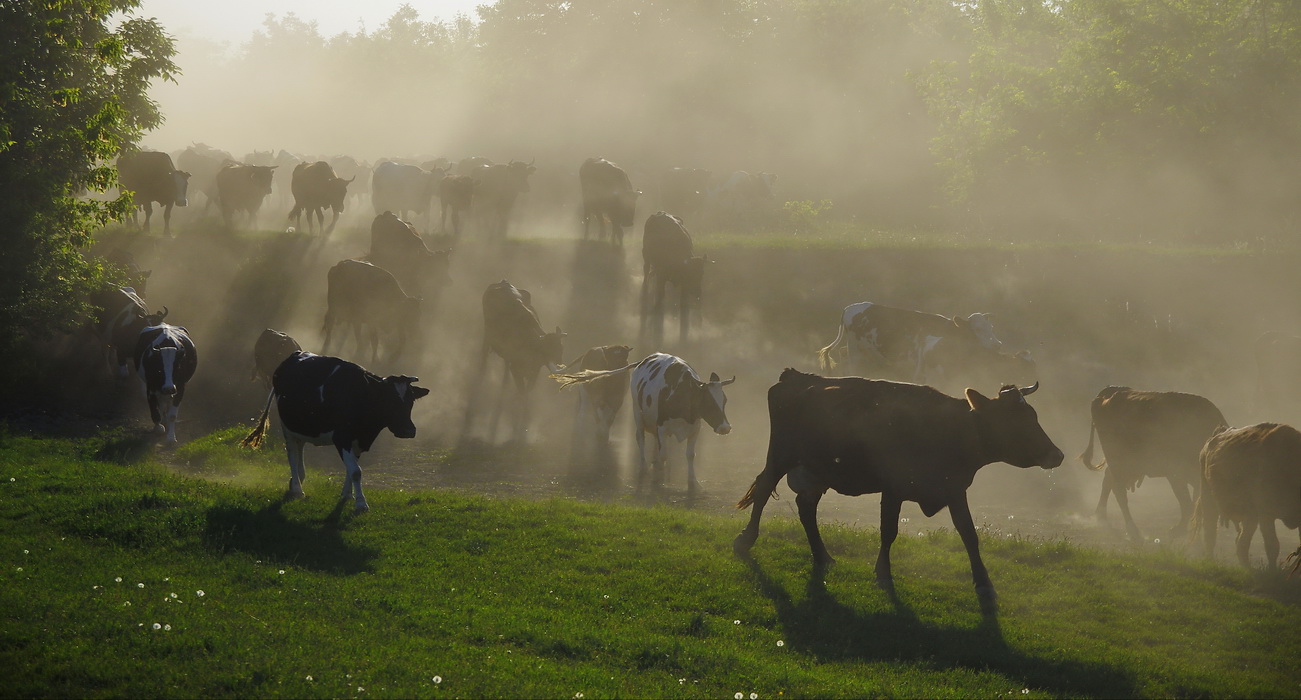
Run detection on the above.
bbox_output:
[76,3,1301,564]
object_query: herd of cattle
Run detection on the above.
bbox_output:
[88,148,1301,609]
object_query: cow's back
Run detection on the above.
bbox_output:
[1093,387,1227,480]
[483,281,542,341]
[1202,423,1301,528]
[643,212,692,270]
[328,260,409,318]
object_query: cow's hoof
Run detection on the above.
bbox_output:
[875,577,895,594]
[813,555,836,570]
[976,586,999,613]
[732,532,756,557]
[152,424,166,435]
[287,486,305,500]
[354,502,370,514]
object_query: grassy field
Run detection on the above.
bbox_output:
[2,426,1299,699]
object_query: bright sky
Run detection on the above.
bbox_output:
[135,0,484,43]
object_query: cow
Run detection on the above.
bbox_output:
[563,344,634,464]
[250,328,301,389]
[463,280,566,442]
[329,155,371,206]
[579,158,641,245]
[1253,331,1301,417]
[1193,423,1301,568]
[660,167,712,218]
[455,156,493,176]
[641,211,708,344]
[371,161,442,224]
[116,151,190,237]
[471,160,535,239]
[89,286,149,378]
[241,352,428,513]
[366,211,451,298]
[175,143,233,213]
[438,175,477,237]
[322,259,421,363]
[709,170,777,218]
[817,302,1008,385]
[733,370,1063,611]
[553,353,734,490]
[133,318,198,444]
[1079,386,1228,542]
[216,162,277,229]
[289,161,353,235]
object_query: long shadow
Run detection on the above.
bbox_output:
[740,557,1137,697]
[201,497,377,575]
[564,240,631,346]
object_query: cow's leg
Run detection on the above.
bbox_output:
[162,203,174,237]
[1261,518,1280,569]
[487,358,511,443]
[163,393,181,444]
[679,288,690,344]
[327,208,340,235]
[1094,469,1112,520]
[684,422,702,491]
[634,424,649,485]
[876,495,902,590]
[284,431,307,499]
[795,488,832,567]
[1236,518,1259,567]
[1167,476,1195,539]
[142,202,154,232]
[1111,479,1144,541]
[950,494,997,608]
[337,445,368,513]
[147,391,165,434]
[1200,490,1220,559]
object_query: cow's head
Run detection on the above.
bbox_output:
[172,170,191,206]
[506,160,536,193]
[328,175,354,212]
[251,165,277,195]
[698,372,736,435]
[139,305,169,327]
[965,382,1063,469]
[965,313,1002,351]
[382,374,430,439]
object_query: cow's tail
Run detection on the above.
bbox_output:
[550,363,637,390]
[816,323,845,373]
[1079,420,1107,471]
[239,389,276,450]
[736,478,759,509]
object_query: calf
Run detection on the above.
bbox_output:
[1193,423,1301,568]
[554,352,733,490]
[242,352,428,513]
[133,321,198,444]
[564,344,634,463]
[642,211,708,344]
[1080,386,1228,541]
[366,211,451,298]
[322,259,421,363]
[734,370,1062,610]
[251,328,302,389]
[464,280,566,442]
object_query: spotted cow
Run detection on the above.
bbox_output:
[133,320,198,444]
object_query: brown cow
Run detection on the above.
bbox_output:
[250,329,302,389]
[733,369,1062,610]
[642,211,707,345]
[1080,386,1228,541]
[321,260,420,363]
[366,211,450,298]
[216,162,277,229]
[1193,423,1301,568]
[117,151,190,237]
[289,161,353,235]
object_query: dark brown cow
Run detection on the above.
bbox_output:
[1193,423,1301,568]
[642,211,707,344]
[438,175,477,237]
[366,211,451,298]
[564,344,633,463]
[289,161,353,235]
[117,152,190,237]
[463,280,565,442]
[580,158,641,245]
[1080,386,1228,541]
[251,328,302,389]
[733,370,1062,610]
[322,260,420,363]
[216,162,277,229]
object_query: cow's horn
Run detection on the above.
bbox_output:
[721,375,736,386]
[1019,381,1039,396]
[345,176,356,184]
[157,306,168,321]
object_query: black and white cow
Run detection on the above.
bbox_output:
[133,321,197,444]
[554,352,733,489]
[242,352,428,513]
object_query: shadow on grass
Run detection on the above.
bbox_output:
[742,557,1137,697]
[94,432,157,464]
[202,497,377,575]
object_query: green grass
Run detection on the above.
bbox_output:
[2,427,1299,698]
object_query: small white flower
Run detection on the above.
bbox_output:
[9,477,14,482]
[306,676,313,682]
[137,583,145,589]
[432,676,442,684]
[679,678,686,685]
[1007,515,1014,520]
[734,620,741,625]
[15,567,22,572]
[279,570,285,575]
[358,687,364,692]
[152,623,161,630]
[93,585,100,590]
[164,624,171,631]
[751,694,759,699]
[574,694,584,699]
[170,593,177,598]
[602,594,609,599]
[23,549,28,554]
[196,590,205,597]
[736,694,744,700]
[115,577,122,583]
[1154,538,1161,544]
[123,601,131,607]
[1022,690,1030,695]
[777,640,785,647]
[163,577,169,582]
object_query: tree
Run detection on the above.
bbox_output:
[0,0,177,352]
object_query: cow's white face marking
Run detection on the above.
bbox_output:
[395,382,408,401]
[706,382,731,435]
[171,171,189,206]
[158,346,177,393]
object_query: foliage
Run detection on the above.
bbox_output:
[0,0,176,350]
[1,428,1299,697]
[782,199,835,234]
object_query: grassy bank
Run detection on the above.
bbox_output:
[1,427,1298,698]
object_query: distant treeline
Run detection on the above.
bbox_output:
[171,0,1301,241]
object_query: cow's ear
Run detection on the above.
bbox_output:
[965,388,991,411]
[411,386,430,400]
[709,372,720,383]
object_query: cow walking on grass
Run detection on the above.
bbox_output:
[733,369,1062,611]
[1192,423,1301,568]
[133,313,197,445]
[242,352,428,513]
